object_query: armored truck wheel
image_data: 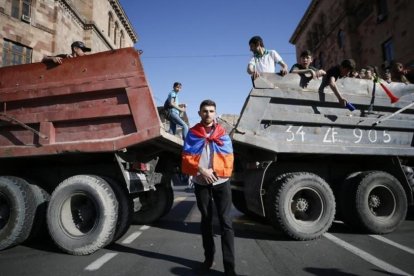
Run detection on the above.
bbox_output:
[341,171,407,234]
[133,184,174,225]
[47,175,118,255]
[265,172,335,240]
[0,176,36,250]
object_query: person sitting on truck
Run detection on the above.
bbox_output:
[320,59,356,107]
[247,35,288,80]
[182,99,236,276]
[364,66,375,80]
[41,41,91,64]
[290,50,326,88]
[391,62,414,84]
[165,82,188,140]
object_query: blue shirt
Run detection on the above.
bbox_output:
[168,90,180,115]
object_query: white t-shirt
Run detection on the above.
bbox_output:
[249,49,283,73]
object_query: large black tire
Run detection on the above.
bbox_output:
[104,177,133,242]
[340,171,407,234]
[132,185,174,225]
[47,175,118,255]
[265,172,336,240]
[0,176,36,250]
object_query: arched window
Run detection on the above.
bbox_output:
[320,14,326,35]
[319,52,324,68]
[119,31,124,48]
[114,22,119,45]
[11,0,31,21]
[337,30,345,49]
[108,12,113,37]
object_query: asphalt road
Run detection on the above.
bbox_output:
[1,186,413,276]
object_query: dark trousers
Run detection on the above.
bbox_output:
[194,181,235,273]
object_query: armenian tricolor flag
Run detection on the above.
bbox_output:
[182,123,234,177]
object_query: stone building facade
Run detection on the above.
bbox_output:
[0,0,138,67]
[290,0,414,72]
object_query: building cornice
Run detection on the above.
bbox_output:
[109,0,138,43]
[56,0,137,47]
[289,0,319,45]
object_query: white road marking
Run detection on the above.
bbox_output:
[174,196,187,202]
[85,225,151,271]
[84,253,118,271]
[121,231,142,244]
[370,235,414,255]
[324,233,411,276]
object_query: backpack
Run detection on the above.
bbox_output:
[163,98,173,119]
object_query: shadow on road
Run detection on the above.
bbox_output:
[304,267,359,276]
[22,235,62,254]
[107,243,222,276]
[132,196,291,241]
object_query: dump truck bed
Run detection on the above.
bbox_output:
[232,73,414,156]
[0,47,182,158]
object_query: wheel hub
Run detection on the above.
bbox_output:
[295,198,309,212]
[369,194,381,209]
[67,195,97,234]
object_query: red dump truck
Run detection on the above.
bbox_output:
[0,48,183,255]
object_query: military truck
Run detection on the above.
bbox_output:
[0,48,184,255]
[230,73,414,240]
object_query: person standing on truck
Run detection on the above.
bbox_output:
[165,82,188,140]
[247,35,288,80]
[41,41,91,64]
[290,50,326,87]
[181,99,236,276]
[320,59,356,107]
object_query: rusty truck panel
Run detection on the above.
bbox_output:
[0,47,182,158]
[232,73,414,156]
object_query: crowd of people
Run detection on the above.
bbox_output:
[246,35,413,108]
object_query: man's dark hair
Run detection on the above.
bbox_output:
[173,82,182,88]
[340,59,356,70]
[249,36,264,47]
[199,99,216,110]
[300,50,312,58]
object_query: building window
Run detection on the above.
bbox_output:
[337,30,345,49]
[382,38,394,65]
[320,14,326,34]
[119,31,124,48]
[108,12,113,37]
[377,0,388,23]
[318,52,324,68]
[11,0,31,21]
[114,22,119,45]
[2,39,32,67]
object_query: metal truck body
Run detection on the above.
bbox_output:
[0,48,183,254]
[231,73,414,240]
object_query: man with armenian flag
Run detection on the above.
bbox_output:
[182,99,236,276]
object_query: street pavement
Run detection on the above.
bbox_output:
[0,185,413,276]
